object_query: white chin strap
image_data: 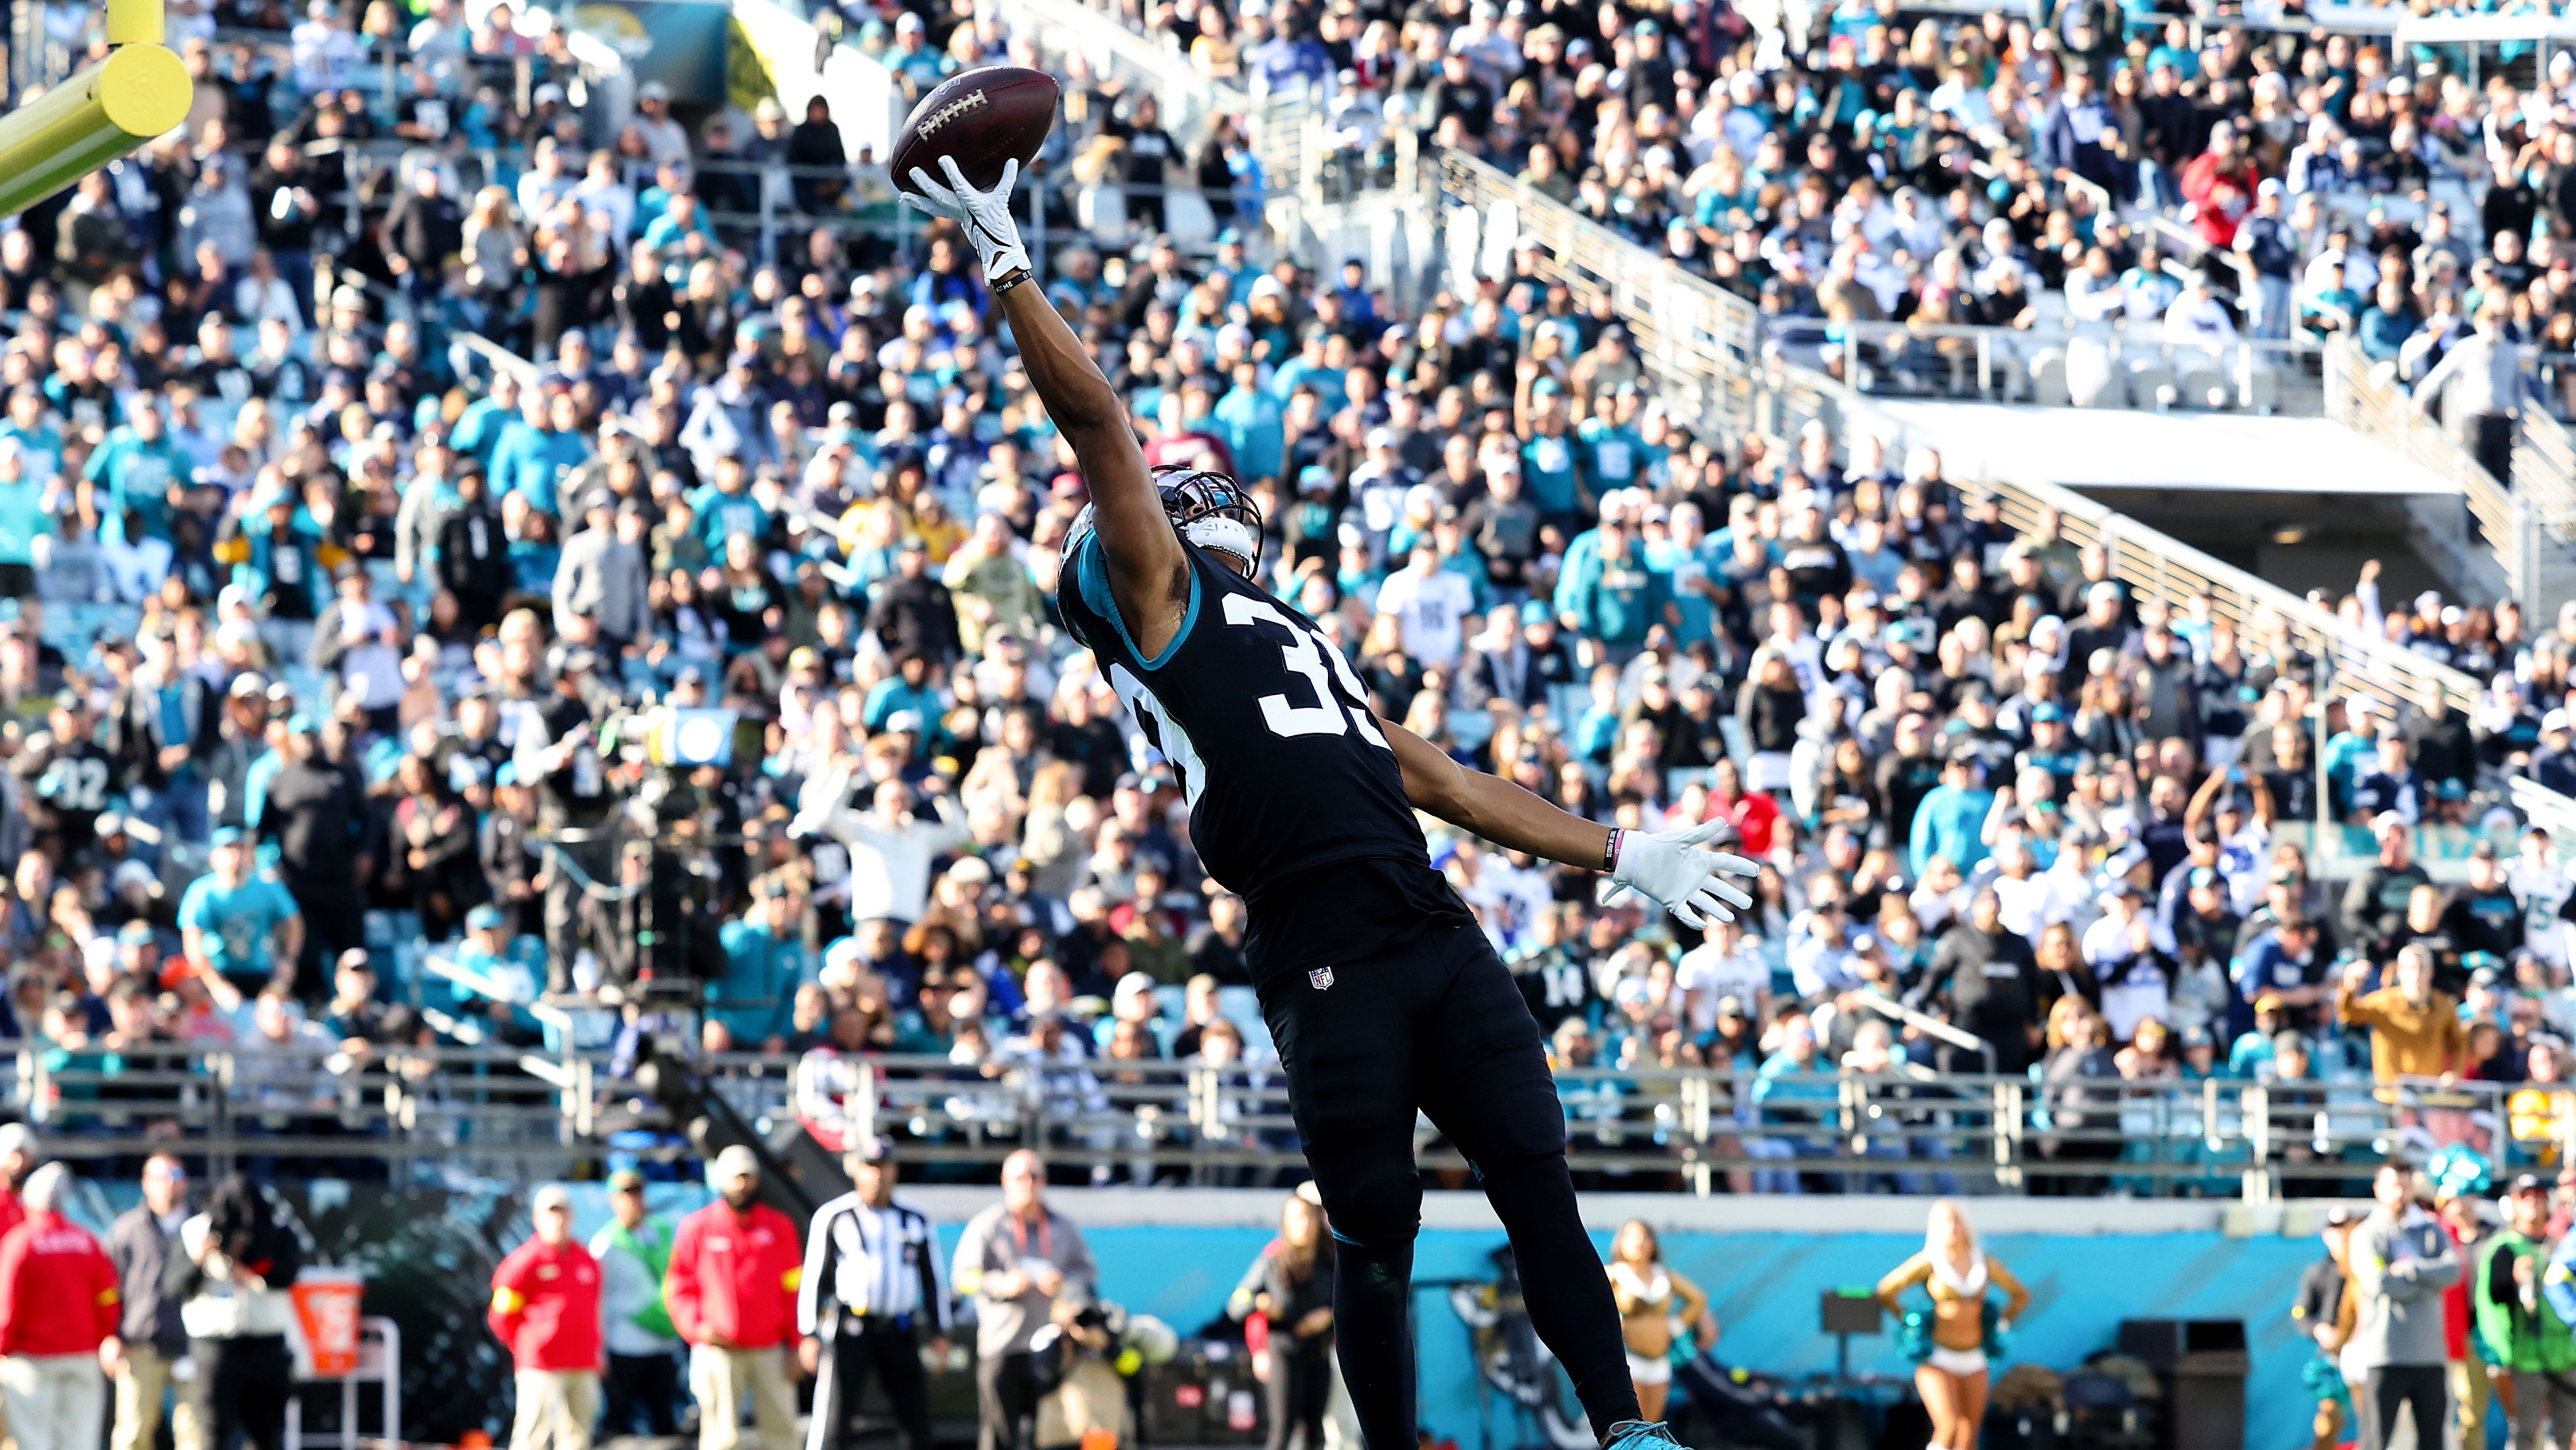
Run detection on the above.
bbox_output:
[1184,516,1258,567]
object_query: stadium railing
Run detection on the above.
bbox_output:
[17,1040,2535,1196]
[2323,335,2576,618]
[1794,317,2321,415]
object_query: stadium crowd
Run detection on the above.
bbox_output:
[6,0,2576,1202]
[1215,0,2576,442]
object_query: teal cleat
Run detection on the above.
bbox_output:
[1602,1421,1684,1450]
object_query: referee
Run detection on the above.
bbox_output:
[798,1137,950,1450]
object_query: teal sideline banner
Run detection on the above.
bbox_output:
[63,1182,2325,1450]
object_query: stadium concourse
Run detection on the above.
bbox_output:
[2,0,2576,1445]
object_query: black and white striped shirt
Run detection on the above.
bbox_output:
[796,1193,950,1336]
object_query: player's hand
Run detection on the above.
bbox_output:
[901,155,1031,284]
[1602,818,1757,929]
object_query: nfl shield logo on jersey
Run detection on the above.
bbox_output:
[1308,965,1335,991]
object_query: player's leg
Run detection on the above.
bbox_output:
[1411,926,1641,1441]
[1257,944,1429,1450]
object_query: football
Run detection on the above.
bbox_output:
[888,66,1061,194]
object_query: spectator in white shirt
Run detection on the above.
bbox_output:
[515,140,578,223]
[2162,274,2238,352]
[1677,916,1770,1034]
[571,151,637,249]
[633,83,694,169]
[1373,541,1474,670]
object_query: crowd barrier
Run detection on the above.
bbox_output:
[22,1039,2546,1200]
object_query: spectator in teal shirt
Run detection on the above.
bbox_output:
[177,829,304,992]
[1520,380,1591,526]
[688,458,772,550]
[0,387,65,487]
[441,903,548,1042]
[636,192,718,257]
[1647,501,1725,647]
[490,389,593,517]
[85,402,193,541]
[0,440,56,596]
[714,885,811,1049]
[1557,520,1672,653]
[448,370,524,470]
[1909,753,1999,878]
[863,653,947,753]
[1268,325,1349,412]
[233,492,327,622]
[1212,362,1286,484]
[1572,664,1623,762]
[1575,393,1648,493]
[2321,699,2385,817]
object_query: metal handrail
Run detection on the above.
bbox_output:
[1813,316,2322,411]
[14,1043,2511,1194]
[1850,990,1994,1074]
[451,330,538,384]
[1439,149,1762,370]
[2325,334,2576,615]
[2518,405,2576,540]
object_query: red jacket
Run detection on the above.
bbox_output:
[0,1211,118,1356]
[2178,153,2259,247]
[489,1236,605,1372]
[1705,789,1784,858]
[664,1201,801,1350]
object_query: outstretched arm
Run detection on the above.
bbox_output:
[1382,719,1755,927]
[903,158,1187,656]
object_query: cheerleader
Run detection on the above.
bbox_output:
[1606,1220,1714,1423]
[1874,1201,2032,1450]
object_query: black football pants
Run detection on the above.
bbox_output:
[1257,923,1640,1450]
[2358,1364,2448,1450]
[816,1321,933,1450]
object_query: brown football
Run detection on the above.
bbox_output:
[888,66,1061,195]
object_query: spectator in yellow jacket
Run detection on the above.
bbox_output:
[2336,946,2470,1087]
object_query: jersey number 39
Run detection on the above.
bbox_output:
[1221,596,1388,746]
[1106,596,1390,808]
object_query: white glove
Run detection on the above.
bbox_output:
[1601,817,1758,930]
[901,155,1032,283]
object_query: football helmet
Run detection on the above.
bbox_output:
[1063,466,1265,575]
[1153,464,1265,572]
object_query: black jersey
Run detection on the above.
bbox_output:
[25,743,112,851]
[1059,529,1467,975]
